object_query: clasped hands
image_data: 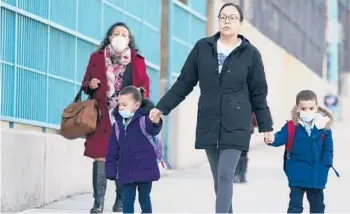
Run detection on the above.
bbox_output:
[263,131,274,144]
[149,108,162,124]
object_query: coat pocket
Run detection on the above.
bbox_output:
[196,117,215,130]
[221,100,251,131]
[196,117,219,147]
[286,159,310,184]
[317,163,330,187]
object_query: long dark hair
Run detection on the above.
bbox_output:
[97,22,138,52]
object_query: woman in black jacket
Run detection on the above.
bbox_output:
[150,3,274,213]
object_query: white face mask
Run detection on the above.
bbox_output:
[300,111,316,122]
[111,35,128,53]
[119,110,134,119]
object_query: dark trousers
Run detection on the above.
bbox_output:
[206,148,242,213]
[288,187,325,213]
[234,151,248,180]
[123,182,152,214]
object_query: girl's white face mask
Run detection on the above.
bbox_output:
[111,35,128,53]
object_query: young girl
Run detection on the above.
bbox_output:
[105,86,162,214]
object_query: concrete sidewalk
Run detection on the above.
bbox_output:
[18,121,350,213]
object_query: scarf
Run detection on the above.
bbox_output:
[104,44,131,109]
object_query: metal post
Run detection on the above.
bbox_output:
[327,0,340,120]
[164,0,174,162]
[167,0,174,91]
[13,0,19,118]
[327,0,339,94]
[46,0,51,124]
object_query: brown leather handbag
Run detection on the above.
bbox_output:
[60,86,102,140]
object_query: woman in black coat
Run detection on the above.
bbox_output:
[150,3,274,213]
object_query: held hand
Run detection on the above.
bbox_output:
[263,131,274,144]
[89,78,100,89]
[149,108,162,123]
[149,114,160,124]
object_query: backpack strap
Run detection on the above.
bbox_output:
[139,116,168,168]
[286,120,296,157]
[139,116,154,144]
[114,123,120,142]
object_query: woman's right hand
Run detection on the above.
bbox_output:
[149,108,162,123]
[89,78,100,89]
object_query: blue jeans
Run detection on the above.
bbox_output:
[122,182,152,214]
[288,187,325,213]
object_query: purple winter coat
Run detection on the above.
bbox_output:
[105,108,162,187]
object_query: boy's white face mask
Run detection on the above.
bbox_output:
[300,111,316,122]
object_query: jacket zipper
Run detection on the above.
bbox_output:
[303,127,317,187]
[213,43,239,149]
[213,43,221,149]
[311,134,316,188]
[124,125,132,182]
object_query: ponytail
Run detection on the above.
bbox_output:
[139,87,146,100]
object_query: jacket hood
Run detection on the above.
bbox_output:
[291,106,334,129]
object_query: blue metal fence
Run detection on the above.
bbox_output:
[164,0,207,159]
[0,0,161,129]
[168,0,207,79]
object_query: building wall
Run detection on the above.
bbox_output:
[0,0,208,212]
[1,0,162,128]
[0,0,159,212]
[338,0,350,74]
[1,129,90,213]
[1,1,162,212]
[240,0,327,77]
[160,0,208,168]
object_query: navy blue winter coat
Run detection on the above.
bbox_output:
[270,107,336,189]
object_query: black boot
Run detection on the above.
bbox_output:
[112,180,123,212]
[234,158,242,183]
[239,156,248,183]
[90,161,107,213]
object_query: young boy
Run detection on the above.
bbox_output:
[266,90,337,213]
[105,86,162,214]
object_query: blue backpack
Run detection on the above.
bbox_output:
[114,116,171,169]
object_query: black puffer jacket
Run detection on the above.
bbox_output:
[156,33,273,151]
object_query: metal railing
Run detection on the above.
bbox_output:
[1,0,161,129]
[164,0,207,159]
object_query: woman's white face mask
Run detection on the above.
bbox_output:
[111,35,128,53]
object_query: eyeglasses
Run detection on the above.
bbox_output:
[218,15,240,23]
